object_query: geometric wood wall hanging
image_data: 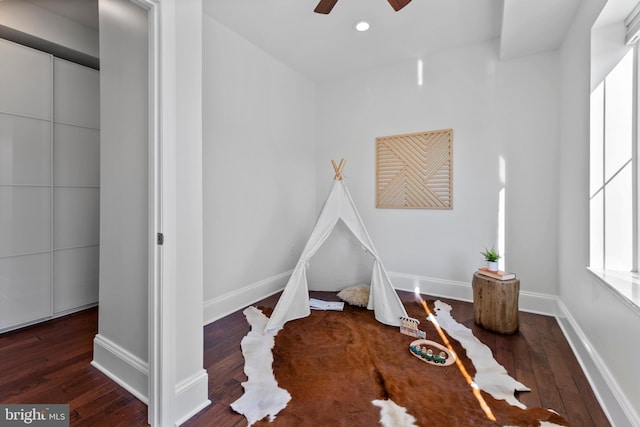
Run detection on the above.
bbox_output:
[376,129,453,209]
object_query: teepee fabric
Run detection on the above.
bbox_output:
[265,179,407,333]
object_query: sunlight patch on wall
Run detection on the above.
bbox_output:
[498,156,506,270]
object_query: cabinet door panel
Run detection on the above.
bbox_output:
[54,124,100,187]
[53,246,99,314]
[0,253,52,330]
[54,58,100,129]
[0,114,51,186]
[0,39,52,120]
[0,187,51,257]
[53,188,100,249]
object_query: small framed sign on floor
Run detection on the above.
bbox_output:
[376,129,453,209]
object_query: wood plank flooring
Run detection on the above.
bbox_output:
[0,308,148,426]
[0,291,611,426]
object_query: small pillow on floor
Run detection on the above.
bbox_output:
[337,285,370,307]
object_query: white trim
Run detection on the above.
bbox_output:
[173,370,211,427]
[556,299,640,427]
[92,333,149,404]
[203,271,292,326]
[633,43,639,272]
[516,289,561,316]
[202,271,562,323]
[587,267,640,315]
[389,271,473,302]
[625,1,640,45]
[126,0,162,425]
[389,271,561,317]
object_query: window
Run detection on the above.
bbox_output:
[589,46,636,272]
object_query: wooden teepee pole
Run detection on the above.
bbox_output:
[332,159,347,180]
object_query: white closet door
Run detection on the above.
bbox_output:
[53,246,99,314]
[0,39,53,330]
[53,59,100,129]
[52,58,100,314]
[0,39,52,120]
[0,115,51,186]
[53,124,100,187]
[0,253,52,329]
[53,187,100,248]
[0,187,51,257]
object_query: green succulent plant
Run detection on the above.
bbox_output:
[480,247,501,262]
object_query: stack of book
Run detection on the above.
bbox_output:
[477,267,516,280]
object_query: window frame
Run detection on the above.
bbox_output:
[588,42,640,312]
[589,43,638,274]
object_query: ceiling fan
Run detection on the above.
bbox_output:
[314,0,411,14]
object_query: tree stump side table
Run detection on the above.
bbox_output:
[471,271,520,334]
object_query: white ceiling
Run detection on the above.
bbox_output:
[500,0,581,60]
[203,0,582,83]
[25,0,583,83]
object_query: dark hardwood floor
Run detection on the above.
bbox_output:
[0,291,611,426]
[0,308,148,426]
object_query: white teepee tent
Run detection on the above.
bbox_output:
[265,160,407,333]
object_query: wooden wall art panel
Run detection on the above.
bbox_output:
[376,129,452,209]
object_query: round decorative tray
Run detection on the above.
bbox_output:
[409,339,456,366]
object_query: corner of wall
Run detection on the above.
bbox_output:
[92,334,149,404]
[173,370,211,426]
[390,272,561,316]
[555,299,639,427]
[203,271,291,325]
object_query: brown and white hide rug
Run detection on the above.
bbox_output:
[231,300,570,427]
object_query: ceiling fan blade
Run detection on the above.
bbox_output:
[387,0,411,11]
[314,0,339,14]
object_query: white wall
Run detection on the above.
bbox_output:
[97,1,210,423]
[161,1,210,424]
[315,40,560,299]
[559,0,640,425]
[173,0,206,392]
[94,0,149,400]
[202,16,317,322]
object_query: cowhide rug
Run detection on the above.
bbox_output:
[232,299,570,427]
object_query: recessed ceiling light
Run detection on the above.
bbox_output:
[353,20,370,32]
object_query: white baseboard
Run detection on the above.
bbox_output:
[389,271,561,317]
[93,335,212,426]
[173,369,211,426]
[390,271,474,303]
[92,333,149,404]
[202,271,291,325]
[202,271,561,322]
[555,300,639,427]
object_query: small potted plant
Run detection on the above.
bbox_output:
[481,247,501,272]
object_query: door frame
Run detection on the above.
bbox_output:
[128,0,167,425]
